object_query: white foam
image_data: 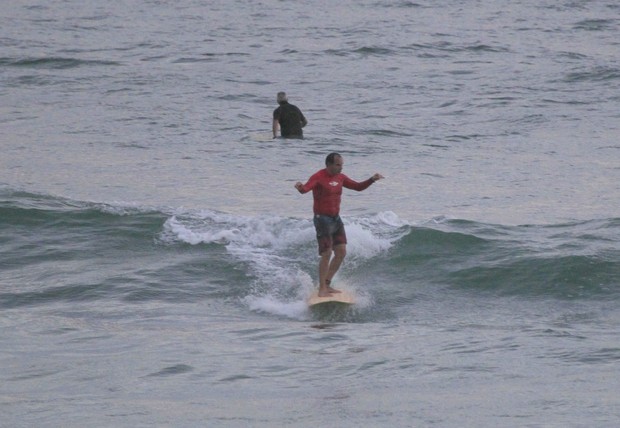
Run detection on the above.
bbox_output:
[162,216,239,245]
[343,221,393,259]
[161,210,407,317]
[244,295,309,319]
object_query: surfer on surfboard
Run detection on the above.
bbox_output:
[295,152,384,297]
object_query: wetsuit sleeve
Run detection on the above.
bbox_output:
[298,171,320,193]
[342,175,374,191]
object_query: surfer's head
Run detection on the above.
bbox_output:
[277,91,288,104]
[325,152,343,175]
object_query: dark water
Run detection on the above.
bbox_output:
[2,0,620,426]
[2,190,619,426]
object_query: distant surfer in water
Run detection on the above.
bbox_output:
[273,92,307,139]
[295,153,384,297]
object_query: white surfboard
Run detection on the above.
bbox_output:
[248,132,274,142]
[308,290,355,307]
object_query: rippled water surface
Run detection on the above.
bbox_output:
[1,0,619,426]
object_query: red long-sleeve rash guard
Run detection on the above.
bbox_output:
[298,169,373,216]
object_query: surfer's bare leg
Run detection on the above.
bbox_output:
[325,244,346,293]
[318,250,333,297]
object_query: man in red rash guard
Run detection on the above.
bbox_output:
[295,152,384,297]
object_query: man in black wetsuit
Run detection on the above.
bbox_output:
[272,92,307,139]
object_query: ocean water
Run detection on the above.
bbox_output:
[1,0,619,427]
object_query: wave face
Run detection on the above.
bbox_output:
[2,191,618,320]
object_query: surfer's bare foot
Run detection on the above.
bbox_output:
[318,288,333,297]
[324,279,341,294]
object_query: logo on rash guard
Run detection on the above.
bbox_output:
[329,181,339,187]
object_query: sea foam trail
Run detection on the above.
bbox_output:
[163,210,407,319]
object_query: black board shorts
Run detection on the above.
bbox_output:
[313,214,347,255]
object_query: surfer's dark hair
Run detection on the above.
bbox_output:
[325,152,342,166]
